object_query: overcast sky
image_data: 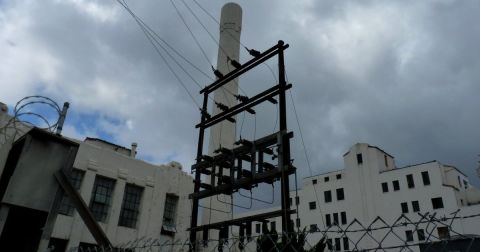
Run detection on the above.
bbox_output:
[1,0,480,197]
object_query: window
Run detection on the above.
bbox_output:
[310,224,317,232]
[437,226,449,239]
[324,176,329,182]
[59,169,85,216]
[256,223,261,233]
[312,179,317,184]
[118,184,143,228]
[341,212,347,225]
[295,196,300,205]
[296,218,301,228]
[382,182,389,193]
[431,197,444,209]
[327,239,332,250]
[412,201,420,212]
[336,188,345,200]
[463,180,468,189]
[336,174,342,180]
[289,197,292,206]
[357,153,363,164]
[162,194,179,229]
[326,214,331,227]
[333,213,339,225]
[393,180,400,191]
[418,229,425,241]
[401,202,409,213]
[343,237,349,250]
[421,171,430,186]
[335,238,341,251]
[309,201,316,210]
[270,221,276,231]
[324,190,332,203]
[406,174,415,188]
[89,176,116,222]
[384,155,388,167]
[405,230,413,242]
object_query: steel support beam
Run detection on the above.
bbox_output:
[55,169,112,248]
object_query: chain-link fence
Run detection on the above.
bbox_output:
[66,209,480,252]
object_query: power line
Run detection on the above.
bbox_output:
[191,0,279,84]
[180,0,229,58]
[119,1,214,81]
[118,0,201,108]
[169,0,214,68]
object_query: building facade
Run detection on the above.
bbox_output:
[0,102,193,251]
[49,138,193,251]
[235,143,480,251]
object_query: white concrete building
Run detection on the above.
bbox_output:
[234,143,480,251]
[49,138,193,251]
[0,102,194,251]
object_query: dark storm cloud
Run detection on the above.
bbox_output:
[1,0,479,200]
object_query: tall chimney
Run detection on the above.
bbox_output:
[201,2,242,247]
[130,142,137,158]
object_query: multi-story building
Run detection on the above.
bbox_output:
[235,143,480,251]
[0,102,193,251]
[48,137,193,251]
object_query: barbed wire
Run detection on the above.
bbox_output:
[65,209,480,252]
[0,95,63,145]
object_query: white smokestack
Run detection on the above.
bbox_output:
[201,2,242,248]
[130,142,137,158]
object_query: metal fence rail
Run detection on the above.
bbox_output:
[66,209,480,252]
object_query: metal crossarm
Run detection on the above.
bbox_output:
[189,40,294,250]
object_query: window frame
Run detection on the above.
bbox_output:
[324,190,332,203]
[421,171,431,186]
[326,214,331,227]
[118,184,143,228]
[393,180,400,191]
[401,202,409,213]
[162,194,179,229]
[336,188,345,201]
[59,169,85,216]
[309,201,316,210]
[431,197,444,209]
[406,174,415,188]
[89,175,116,222]
[356,153,363,164]
[417,229,425,241]
[381,182,389,193]
[405,230,414,242]
[412,201,420,212]
[335,238,341,251]
[341,211,347,225]
[343,237,349,251]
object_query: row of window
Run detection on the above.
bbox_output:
[312,173,342,184]
[405,226,449,242]
[59,169,178,230]
[255,221,277,233]
[400,197,444,214]
[325,212,347,226]
[326,237,349,251]
[325,188,344,203]
[381,171,431,193]
[291,188,345,209]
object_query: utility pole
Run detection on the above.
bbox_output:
[188,38,295,251]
